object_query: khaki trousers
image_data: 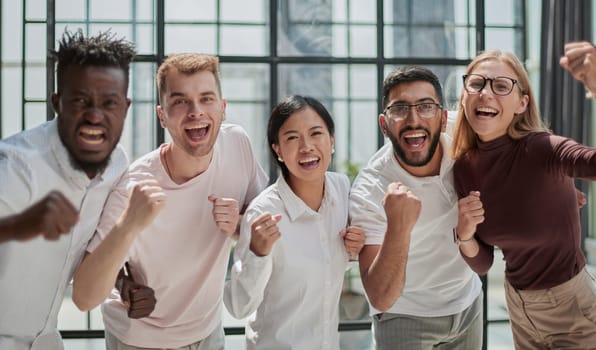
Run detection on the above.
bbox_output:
[504,267,596,349]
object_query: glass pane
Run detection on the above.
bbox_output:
[221,25,267,56]
[331,25,348,56]
[133,24,156,55]
[278,0,333,56]
[26,24,47,61]
[89,24,133,42]
[90,0,131,20]
[26,0,46,20]
[165,25,216,54]
[331,0,347,22]
[485,0,522,26]
[220,63,269,171]
[25,65,46,100]
[165,0,215,21]
[350,65,376,99]
[485,28,524,58]
[25,102,46,129]
[136,0,155,21]
[221,0,266,22]
[349,101,378,165]
[453,0,475,26]
[350,0,376,23]
[56,0,86,20]
[385,26,459,58]
[349,25,376,57]
[2,68,23,137]
[2,2,23,61]
[126,102,156,160]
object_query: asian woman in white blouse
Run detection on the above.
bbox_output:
[224,95,365,350]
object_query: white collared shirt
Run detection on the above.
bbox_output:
[0,119,128,350]
[225,172,350,350]
[349,129,481,317]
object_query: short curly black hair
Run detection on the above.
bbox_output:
[51,29,136,92]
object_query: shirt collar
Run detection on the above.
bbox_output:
[275,172,335,221]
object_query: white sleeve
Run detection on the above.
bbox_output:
[223,206,272,319]
[349,170,388,246]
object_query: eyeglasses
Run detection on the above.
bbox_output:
[462,74,521,96]
[384,102,442,121]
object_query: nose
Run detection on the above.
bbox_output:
[479,81,494,96]
[83,106,105,124]
[188,101,204,118]
[299,137,314,152]
[403,107,422,122]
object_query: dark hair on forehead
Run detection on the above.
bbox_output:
[52,29,136,92]
[382,66,444,108]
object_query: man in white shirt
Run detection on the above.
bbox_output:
[349,66,483,349]
[72,53,268,350]
[0,30,149,350]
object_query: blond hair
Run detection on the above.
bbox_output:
[451,50,549,159]
[156,53,221,103]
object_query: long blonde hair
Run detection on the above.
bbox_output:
[451,50,548,159]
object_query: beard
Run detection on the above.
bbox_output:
[388,120,442,167]
[67,154,111,178]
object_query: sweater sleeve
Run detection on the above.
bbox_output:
[546,134,596,180]
[459,240,494,276]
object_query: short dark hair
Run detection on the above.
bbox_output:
[382,66,444,108]
[52,29,136,92]
[267,95,335,179]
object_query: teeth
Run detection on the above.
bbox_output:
[404,132,425,138]
[80,127,103,135]
[299,157,319,164]
[186,123,208,130]
[477,107,498,113]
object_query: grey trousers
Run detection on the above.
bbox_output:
[105,323,225,350]
[372,293,483,350]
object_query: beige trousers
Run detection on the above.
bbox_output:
[504,267,596,349]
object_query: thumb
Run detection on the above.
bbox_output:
[208,195,217,203]
[339,229,347,238]
[469,190,480,197]
[272,214,282,222]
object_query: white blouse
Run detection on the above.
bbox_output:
[224,172,350,350]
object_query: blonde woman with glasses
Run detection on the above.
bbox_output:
[451,50,596,349]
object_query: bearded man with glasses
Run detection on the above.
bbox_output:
[349,66,483,349]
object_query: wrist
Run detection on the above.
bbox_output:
[453,227,475,245]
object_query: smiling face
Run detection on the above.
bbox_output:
[272,106,334,187]
[52,65,130,178]
[379,80,446,177]
[462,59,529,142]
[157,69,226,159]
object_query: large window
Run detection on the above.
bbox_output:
[0,0,529,349]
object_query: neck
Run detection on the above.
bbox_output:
[287,175,325,211]
[398,144,443,177]
[163,143,212,184]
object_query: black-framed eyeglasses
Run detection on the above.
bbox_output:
[462,74,521,96]
[384,102,442,121]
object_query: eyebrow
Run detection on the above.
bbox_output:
[281,125,324,135]
[391,97,438,105]
[167,90,217,98]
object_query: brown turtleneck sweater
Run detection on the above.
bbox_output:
[454,132,596,290]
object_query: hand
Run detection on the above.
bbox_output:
[12,190,79,241]
[341,226,365,259]
[208,195,240,237]
[120,179,166,232]
[457,191,484,240]
[560,41,596,94]
[382,182,421,235]
[249,212,282,257]
[116,263,157,319]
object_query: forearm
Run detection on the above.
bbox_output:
[361,232,410,312]
[72,221,140,311]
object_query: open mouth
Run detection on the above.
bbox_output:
[185,123,209,141]
[298,156,320,169]
[78,127,105,146]
[403,131,427,148]
[475,107,498,118]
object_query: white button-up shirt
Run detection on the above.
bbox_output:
[0,119,128,350]
[225,172,350,350]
